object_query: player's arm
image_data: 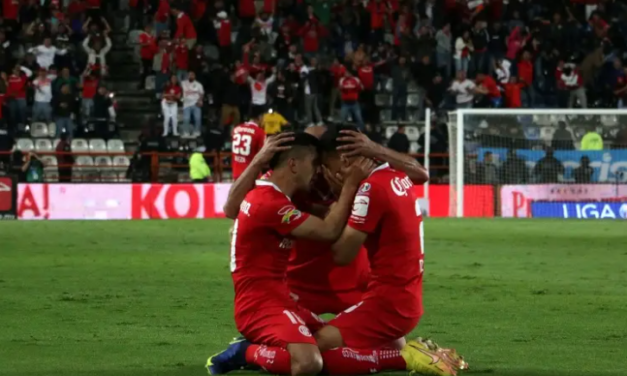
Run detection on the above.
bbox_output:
[331,227,367,265]
[337,130,429,184]
[290,158,374,241]
[223,133,294,219]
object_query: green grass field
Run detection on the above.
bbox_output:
[1,219,626,376]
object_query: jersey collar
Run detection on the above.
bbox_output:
[369,162,390,176]
[247,121,259,127]
[255,180,291,200]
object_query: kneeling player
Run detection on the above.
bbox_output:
[208,132,464,376]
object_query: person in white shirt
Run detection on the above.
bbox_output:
[83,33,113,76]
[181,71,204,138]
[247,68,275,117]
[162,75,181,137]
[449,70,477,108]
[495,58,511,85]
[32,68,53,122]
[29,37,67,70]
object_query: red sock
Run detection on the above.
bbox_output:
[245,345,292,374]
[321,348,407,374]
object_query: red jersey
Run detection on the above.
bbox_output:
[217,19,232,47]
[231,180,310,316]
[175,13,197,39]
[339,76,363,102]
[239,0,255,17]
[299,20,323,53]
[139,32,157,60]
[3,0,18,20]
[163,84,182,103]
[357,64,375,90]
[154,0,170,22]
[86,0,101,8]
[330,63,346,87]
[366,0,387,29]
[347,163,424,319]
[479,76,500,98]
[82,77,99,99]
[174,43,189,69]
[504,82,522,108]
[517,60,533,87]
[8,73,28,99]
[232,121,266,180]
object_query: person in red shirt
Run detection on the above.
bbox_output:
[208,131,461,376]
[475,73,502,107]
[7,65,32,126]
[174,38,189,82]
[79,69,100,119]
[214,11,232,64]
[517,50,534,106]
[328,58,346,118]
[138,23,156,89]
[128,0,147,30]
[298,17,325,55]
[172,7,197,49]
[366,0,393,45]
[238,0,255,23]
[3,0,20,38]
[161,74,182,137]
[339,70,364,130]
[230,112,266,180]
[355,59,384,123]
[154,0,170,36]
[503,76,523,108]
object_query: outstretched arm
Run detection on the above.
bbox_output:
[337,130,429,184]
[223,133,294,219]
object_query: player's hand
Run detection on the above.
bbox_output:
[253,132,294,165]
[336,130,383,158]
[322,165,343,197]
[344,156,376,187]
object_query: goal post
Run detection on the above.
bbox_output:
[447,109,627,218]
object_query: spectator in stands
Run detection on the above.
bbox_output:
[80,70,99,120]
[365,123,383,145]
[214,11,232,65]
[32,68,53,122]
[262,108,288,135]
[189,146,211,182]
[56,133,73,182]
[518,50,534,107]
[339,70,364,130]
[475,73,501,108]
[495,58,511,85]
[53,68,78,97]
[560,63,586,109]
[533,148,564,183]
[181,71,204,138]
[82,18,112,75]
[450,70,476,108]
[138,23,156,90]
[248,67,275,117]
[29,37,67,70]
[580,126,604,150]
[503,76,523,108]
[174,37,189,83]
[391,56,410,121]
[477,151,499,184]
[220,72,242,127]
[551,121,575,150]
[425,73,446,110]
[435,22,452,77]
[470,20,489,77]
[500,149,528,184]
[92,86,115,139]
[162,75,181,137]
[10,149,29,182]
[7,65,32,127]
[454,30,473,74]
[328,58,346,120]
[172,7,197,49]
[153,40,173,98]
[54,84,75,138]
[387,125,410,154]
[573,156,593,183]
[301,57,324,127]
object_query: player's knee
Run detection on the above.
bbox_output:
[290,352,323,376]
[315,325,344,352]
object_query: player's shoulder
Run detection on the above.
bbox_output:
[364,164,414,198]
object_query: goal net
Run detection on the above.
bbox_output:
[447,109,627,218]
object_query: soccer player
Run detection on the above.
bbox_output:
[223,126,429,315]
[231,111,266,181]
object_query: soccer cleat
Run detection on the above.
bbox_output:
[412,337,469,371]
[401,338,460,376]
[206,338,251,375]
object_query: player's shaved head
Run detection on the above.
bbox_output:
[269,132,321,170]
[304,125,327,139]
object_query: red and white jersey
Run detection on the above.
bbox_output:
[162,84,181,104]
[339,76,363,102]
[231,180,310,316]
[232,121,266,180]
[248,75,276,105]
[348,163,424,319]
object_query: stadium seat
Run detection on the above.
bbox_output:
[118,171,130,182]
[385,126,398,140]
[178,172,191,182]
[35,139,53,153]
[72,170,84,182]
[574,127,587,139]
[145,75,155,91]
[107,139,125,153]
[405,126,420,142]
[382,78,393,93]
[406,111,419,122]
[407,81,419,92]
[71,139,89,153]
[41,155,58,170]
[89,139,107,153]
[30,122,49,138]
[48,122,57,137]
[16,138,34,152]
[540,127,556,143]
[100,171,119,182]
[601,115,618,127]
[44,171,59,182]
[407,94,421,108]
[375,94,391,107]
[379,109,392,122]
[127,30,141,46]
[532,114,550,126]
[548,114,567,125]
[75,156,95,171]
[410,141,420,154]
[112,156,131,171]
[94,156,112,168]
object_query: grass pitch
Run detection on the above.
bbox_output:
[1,219,626,376]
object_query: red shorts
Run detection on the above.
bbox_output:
[236,306,326,347]
[328,298,421,348]
[289,287,364,315]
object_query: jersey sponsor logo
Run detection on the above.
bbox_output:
[298,325,312,337]
[352,195,370,218]
[341,348,378,364]
[278,205,302,224]
[390,176,413,196]
[240,200,251,216]
[358,182,371,193]
[279,238,294,249]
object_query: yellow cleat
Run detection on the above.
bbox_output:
[401,338,460,376]
[412,337,469,371]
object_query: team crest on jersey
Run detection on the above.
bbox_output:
[358,182,371,194]
[278,205,302,224]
